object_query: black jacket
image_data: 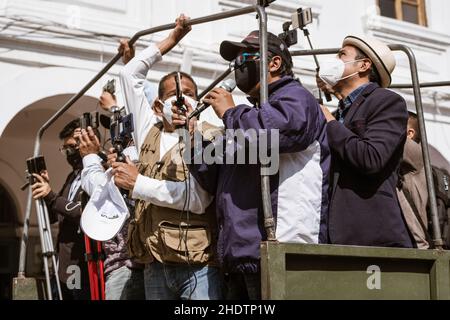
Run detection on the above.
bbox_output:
[44,170,89,285]
[327,83,413,248]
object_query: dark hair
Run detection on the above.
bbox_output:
[268,51,294,77]
[354,48,381,86]
[408,111,421,143]
[59,119,80,140]
[158,71,198,99]
[59,118,101,141]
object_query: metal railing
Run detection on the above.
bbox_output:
[18,1,278,284]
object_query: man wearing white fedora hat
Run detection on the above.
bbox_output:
[317,35,414,248]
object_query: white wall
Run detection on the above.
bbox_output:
[0,0,449,229]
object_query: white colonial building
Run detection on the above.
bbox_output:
[0,0,449,299]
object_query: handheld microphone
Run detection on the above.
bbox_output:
[189,79,237,120]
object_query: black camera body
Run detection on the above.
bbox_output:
[27,156,46,175]
[279,22,298,48]
[174,72,186,112]
[80,112,99,130]
[110,108,134,163]
[22,156,47,189]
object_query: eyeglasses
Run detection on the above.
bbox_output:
[234,52,261,68]
[59,143,79,156]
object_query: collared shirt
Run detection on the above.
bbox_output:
[337,82,371,123]
[68,170,81,201]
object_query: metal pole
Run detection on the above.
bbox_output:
[389,44,444,249]
[390,81,450,89]
[256,5,277,241]
[290,48,341,56]
[17,187,32,278]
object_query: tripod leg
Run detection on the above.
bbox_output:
[96,241,105,300]
[51,255,63,300]
[35,200,53,300]
[84,235,96,300]
[41,204,63,300]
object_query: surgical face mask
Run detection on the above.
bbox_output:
[66,152,82,170]
[319,58,365,87]
[235,59,261,94]
[157,95,198,125]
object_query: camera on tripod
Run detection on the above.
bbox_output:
[278,7,313,47]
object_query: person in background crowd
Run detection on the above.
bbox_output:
[397,111,429,249]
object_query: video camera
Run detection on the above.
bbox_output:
[278,7,313,47]
[110,107,134,163]
[21,156,47,191]
[80,112,99,130]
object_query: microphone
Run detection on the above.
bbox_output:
[189,79,237,119]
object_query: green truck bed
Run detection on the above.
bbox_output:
[261,242,450,300]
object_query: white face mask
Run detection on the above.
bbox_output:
[157,95,198,125]
[319,58,365,87]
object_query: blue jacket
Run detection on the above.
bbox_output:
[190,76,330,273]
[327,83,413,247]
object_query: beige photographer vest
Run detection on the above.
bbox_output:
[128,122,218,265]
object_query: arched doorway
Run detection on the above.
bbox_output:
[0,93,101,299]
[0,183,19,300]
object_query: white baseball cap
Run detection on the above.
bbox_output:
[81,173,129,241]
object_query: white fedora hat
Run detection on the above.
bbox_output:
[343,35,396,88]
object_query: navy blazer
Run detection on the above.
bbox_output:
[327,83,414,248]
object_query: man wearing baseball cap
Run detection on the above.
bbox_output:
[317,35,414,248]
[190,31,331,299]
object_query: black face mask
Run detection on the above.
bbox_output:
[235,60,260,94]
[66,152,82,170]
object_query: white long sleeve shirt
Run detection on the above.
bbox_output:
[116,43,213,214]
[81,147,138,197]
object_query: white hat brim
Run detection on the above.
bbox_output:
[81,178,129,242]
[343,36,393,88]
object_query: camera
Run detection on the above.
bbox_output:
[278,21,298,48]
[292,8,313,30]
[174,72,186,112]
[278,8,313,48]
[110,109,134,147]
[27,156,47,175]
[21,156,47,189]
[109,107,134,163]
[80,112,99,130]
